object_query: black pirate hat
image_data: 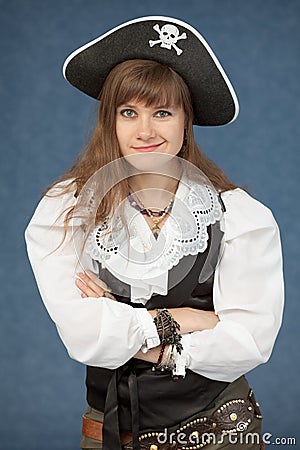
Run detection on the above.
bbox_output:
[63,16,239,126]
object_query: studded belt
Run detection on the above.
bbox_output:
[121,389,262,450]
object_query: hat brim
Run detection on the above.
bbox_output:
[63,16,239,126]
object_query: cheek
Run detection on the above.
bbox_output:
[115,122,127,151]
[115,120,122,142]
[171,121,185,150]
[173,112,185,140]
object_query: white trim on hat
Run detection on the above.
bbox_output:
[62,16,239,124]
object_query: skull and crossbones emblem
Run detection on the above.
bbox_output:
[149,23,187,56]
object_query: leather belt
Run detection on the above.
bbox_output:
[82,417,133,445]
[82,389,262,450]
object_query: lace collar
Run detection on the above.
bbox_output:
[85,175,223,303]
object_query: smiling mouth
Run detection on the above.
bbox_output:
[132,142,165,152]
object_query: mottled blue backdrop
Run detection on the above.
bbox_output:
[1,0,299,448]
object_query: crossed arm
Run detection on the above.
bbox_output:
[75,270,220,364]
[25,186,284,379]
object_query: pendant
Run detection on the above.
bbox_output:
[151,225,160,239]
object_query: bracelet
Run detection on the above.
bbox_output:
[152,344,176,372]
[156,342,166,367]
[152,343,185,381]
[153,308,183,355]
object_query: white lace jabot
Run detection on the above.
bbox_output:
[86,175,223,304]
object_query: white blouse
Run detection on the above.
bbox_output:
[24,180,284,382]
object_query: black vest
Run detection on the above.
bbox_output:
[86,209,230,443]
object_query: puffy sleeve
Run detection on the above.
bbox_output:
[181,188,284,382]
[24,181,159,369]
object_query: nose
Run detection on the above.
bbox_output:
[136,116,155,140]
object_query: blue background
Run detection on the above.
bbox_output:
[1,0,299,448]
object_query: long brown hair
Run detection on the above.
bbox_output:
[44,59,239,231]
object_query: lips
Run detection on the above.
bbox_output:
[132,141,165,152]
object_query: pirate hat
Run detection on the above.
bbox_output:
[63,16,239,126]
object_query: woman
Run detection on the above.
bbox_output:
[25,16,284,450]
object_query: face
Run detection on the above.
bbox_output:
[115,101,185,162]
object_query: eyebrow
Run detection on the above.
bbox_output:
[117,104,176,109]
[117,104,136,109]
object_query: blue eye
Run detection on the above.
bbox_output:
[156,110,171,118]
[120,109,136,118]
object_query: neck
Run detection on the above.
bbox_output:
[129,173,180,210]
[130,156,182,189]
[129,173,179,191]
[127,156,182,209]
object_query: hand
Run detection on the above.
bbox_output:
[148,307,219,334]
[135,345,165,364]
[177,307,220,332]
[75,270,116,300]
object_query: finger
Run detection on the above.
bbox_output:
[103,291,117,301]
[76,278,115,300]
[75,278,101,298]
[84,270,111,291]
[76,278,97,297]
[77,272,107,296]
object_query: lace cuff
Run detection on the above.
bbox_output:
[172,333,192,377]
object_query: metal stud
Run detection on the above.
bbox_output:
[230,413,237,421]
[150,445,158,450]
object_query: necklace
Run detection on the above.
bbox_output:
[128,190,174,238]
